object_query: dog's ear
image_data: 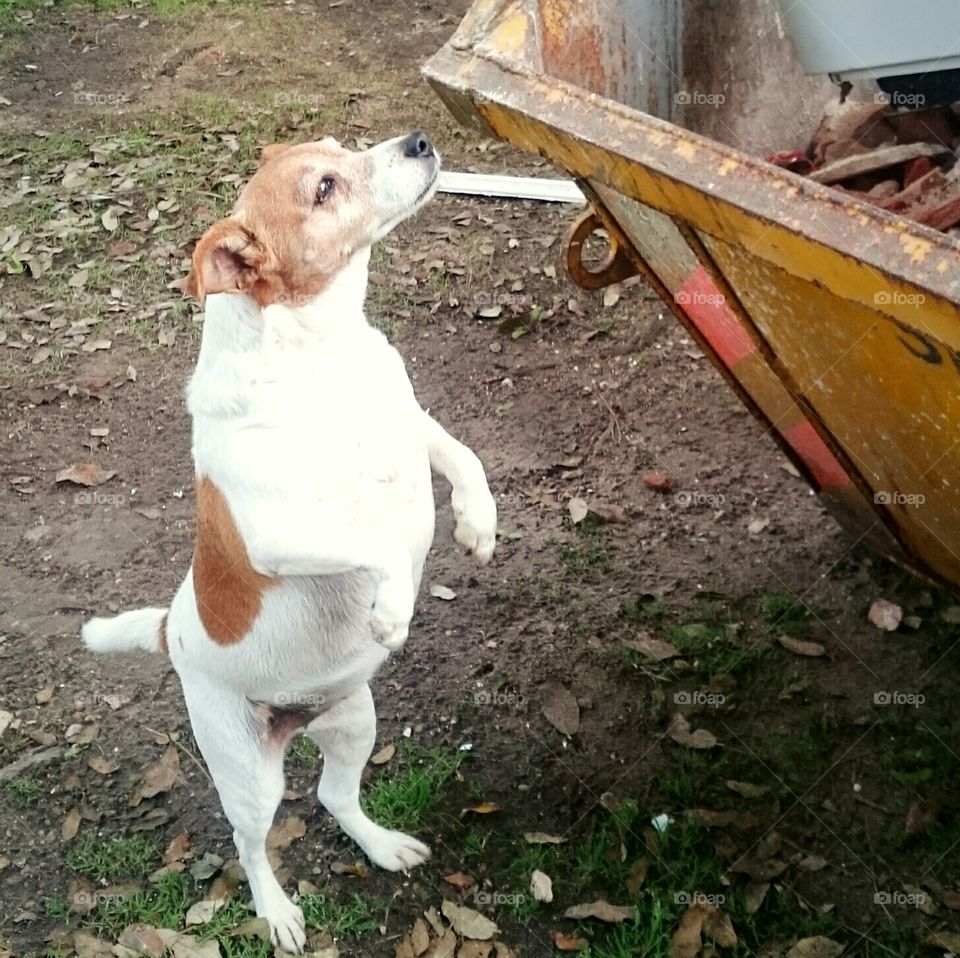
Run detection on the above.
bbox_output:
[184,218,264,305]
[259,143,293,167]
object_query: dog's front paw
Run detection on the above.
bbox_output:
[371,577,414,651]
[453,489,497,565]
[259,894,306,953]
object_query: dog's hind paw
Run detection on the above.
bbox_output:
[261,896,306,953]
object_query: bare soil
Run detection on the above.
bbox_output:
[1,3,959,957]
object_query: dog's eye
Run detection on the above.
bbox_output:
[315,176,335,205]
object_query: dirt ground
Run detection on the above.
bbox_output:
[2,2,960,957]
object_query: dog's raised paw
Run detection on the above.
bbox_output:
[364,827,431,871]
[452,490,497,565]
[262,896,306,953]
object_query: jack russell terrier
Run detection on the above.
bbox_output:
[82,131,497,952]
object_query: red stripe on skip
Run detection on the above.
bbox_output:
[782,421,851,490]
[676,266,756,368]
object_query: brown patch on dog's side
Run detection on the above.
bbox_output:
[158,613,169,655]
[193,477,277,645]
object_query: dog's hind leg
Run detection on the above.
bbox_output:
[180,678,306,953]
[306,684,430,871]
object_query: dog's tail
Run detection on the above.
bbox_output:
[82,608,169,654]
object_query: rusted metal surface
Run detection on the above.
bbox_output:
[424,0,960,591]
[564,210,639,290]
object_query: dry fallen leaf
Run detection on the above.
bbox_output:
[430,584,457,601]
[130,745,180,806]
[777,635,826,658]
[410,918,430,956]
[35,685,54,704]
[371,743,396,765]
[868,599,902,631]
[74,929,114,958]
[460,802,500,817]
[440,900,498,940]
[55,463,117,487]
[457,942,492,958]
[88,755,120,775]
[266,815,306,849]
[531,869,553,903]
[667,713,717,750]
[185,898,226,926]
[744,882,769,915]
[563,900,636,924]
[905,798,941,838]
[523,832,567,845]
[542,680,580,736]
[625,858,649,896]
[621,635,680,662]
[786,937,844,958]
[330,860,370,879]
[62,807,81,841]
[568,497,589,524]
[552,932,588,952]
[118,925,166,957]
[163,833,193,865]
[925,931,960,951]
[725,781,769,799]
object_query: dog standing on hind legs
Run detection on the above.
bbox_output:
[81,130,497,952]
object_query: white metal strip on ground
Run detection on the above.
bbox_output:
[437,170,587,204]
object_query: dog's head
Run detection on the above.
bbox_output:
[184,131,439,307]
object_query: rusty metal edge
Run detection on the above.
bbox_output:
[422,45,960,330]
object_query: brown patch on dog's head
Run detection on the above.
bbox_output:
[193,477,278,645]
[184,133,439,309]
[185,138,377,308]
[258,142,294,167]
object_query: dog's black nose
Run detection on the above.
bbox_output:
[402,131,434,158]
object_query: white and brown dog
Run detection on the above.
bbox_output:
[82,131,496,952]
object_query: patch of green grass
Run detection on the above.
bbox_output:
[288,735,320,768]
[617,596,669,623]
[66,832,161,883]
[362,741,466,830]
[4,776,43,806]
[462,831,490,860]
[551,519,611,578]
[299,892,383,937]
[91,870,193,939]
[89,865,381,955]
[757,590,819,637]
[0,0,239,33]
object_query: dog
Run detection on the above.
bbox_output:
[81,131,497,952]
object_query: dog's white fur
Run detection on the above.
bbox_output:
[82,133,496,952]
